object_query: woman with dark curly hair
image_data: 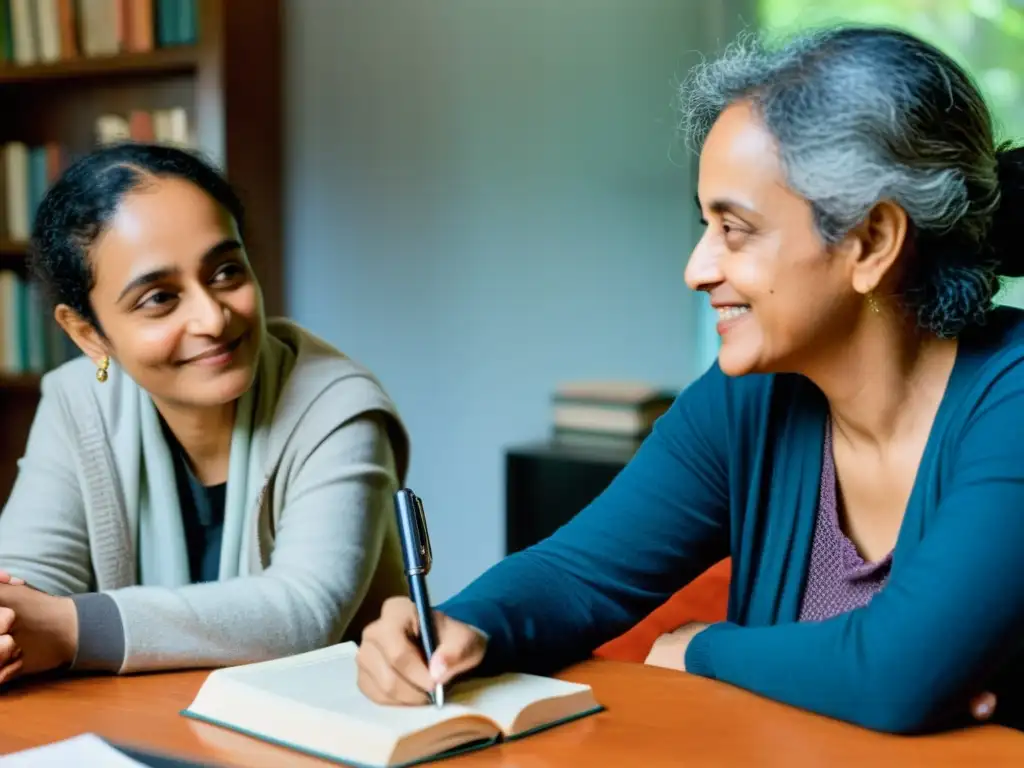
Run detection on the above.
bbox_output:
[355,25,1024,734]
[0,143,410,683]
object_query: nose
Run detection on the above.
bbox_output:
[684,232,723,293]
[186,287,229,339]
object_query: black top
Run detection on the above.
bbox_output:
[165,425,226,583]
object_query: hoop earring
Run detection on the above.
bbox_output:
[96,356,110,383]
[866,291,881,314]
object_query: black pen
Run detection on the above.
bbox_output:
[394,488,445,708]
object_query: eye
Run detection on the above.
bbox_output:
[212,262,246,285]
[137,290,178,312]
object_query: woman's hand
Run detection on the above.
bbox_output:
[0,584,76,683]
[356,597,487,705]
[0,604,21,686]
[644,622,708,671]
[0,570,25,587]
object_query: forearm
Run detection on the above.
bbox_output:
[440,548,650,677]
[685,498,1024,733]
[441,403,730,676]
[106,570,362,673]
[684,619,972,734]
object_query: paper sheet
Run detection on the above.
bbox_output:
[0,734,145,767]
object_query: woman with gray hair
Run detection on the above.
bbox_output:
[355,25,1024,734]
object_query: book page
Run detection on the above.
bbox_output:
[0,734,145,767]
[449,673,597,735]
[215,643,484,740]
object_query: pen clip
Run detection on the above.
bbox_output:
[412,493,433,574]
[395,489,433,576]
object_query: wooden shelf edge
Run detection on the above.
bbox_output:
[0,374,42,393]
[0,242,28,274]
[0,240,28,255]
[0,47,198,85]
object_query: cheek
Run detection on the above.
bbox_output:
[230,284,261,319]
[118,321,184,368]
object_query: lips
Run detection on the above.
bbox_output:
[182,334,244,365]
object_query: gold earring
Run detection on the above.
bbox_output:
[95,356,110,383]
[866,291,881,314]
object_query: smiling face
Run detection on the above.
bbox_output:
[57,174,264,409]
[685,101,866,377]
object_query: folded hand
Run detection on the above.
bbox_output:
[0,570,76,686]
[644,622,707,671]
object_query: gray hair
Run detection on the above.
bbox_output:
[678,25,1019,337]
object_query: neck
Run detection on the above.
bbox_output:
[155,399,237,485]
[801,312,957,446]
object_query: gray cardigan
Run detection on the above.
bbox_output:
[0,319,411,674]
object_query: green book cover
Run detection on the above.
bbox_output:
[156,0,179,47]
[0,0,12,65]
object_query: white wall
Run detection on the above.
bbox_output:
[284,0,753,599]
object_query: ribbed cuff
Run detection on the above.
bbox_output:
[684,622,736,680]
[70,593,126,673]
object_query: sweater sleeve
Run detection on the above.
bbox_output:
[685,361,1024,734]
[439,364,732,676]
[105,413,402,674]
[0,375,93,597]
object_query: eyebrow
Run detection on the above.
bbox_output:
[116,239,243,303]
[694,194,760,219]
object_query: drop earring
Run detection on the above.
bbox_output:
[866,291,881,314]
[96,355,110,383]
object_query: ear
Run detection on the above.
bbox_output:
[54,304,110,364]
[834,200,909,296]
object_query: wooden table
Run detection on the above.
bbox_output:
[1,660,1022,767]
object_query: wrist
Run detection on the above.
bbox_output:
[54,596,79,668]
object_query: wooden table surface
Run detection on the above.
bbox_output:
[1,660,1022,767]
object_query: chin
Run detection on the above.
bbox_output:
[716,344,765,378]
[205,367,257,405]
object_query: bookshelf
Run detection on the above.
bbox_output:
[0,0,283,503]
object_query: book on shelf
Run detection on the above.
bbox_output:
[1,108,192,244]
[0,269,75,376]
[95,107,192,147]
[183,642,602,768]
[1,141,64,244]
[550,380,678,444]
[0,0,197,68]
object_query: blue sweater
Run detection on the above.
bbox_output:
[440,307,1024,734]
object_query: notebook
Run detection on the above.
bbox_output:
[181,642,602,768]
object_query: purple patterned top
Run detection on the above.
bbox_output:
[797,421,893,621]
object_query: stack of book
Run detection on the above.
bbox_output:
[0,0,198,66]
[550,381,677,452]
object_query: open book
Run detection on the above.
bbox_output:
[182,642,602,768]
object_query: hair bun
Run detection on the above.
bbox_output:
[993,144,1024,277]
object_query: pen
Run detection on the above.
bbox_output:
[394,488,445,708]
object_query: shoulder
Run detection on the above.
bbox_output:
[35,355,109,427]
[941,307,1024,432]
[263,318,411,481]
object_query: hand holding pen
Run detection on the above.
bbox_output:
[393,488,446,706]
[355,490,488,707]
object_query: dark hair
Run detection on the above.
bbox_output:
[30,142,246,327]
[680,25,1024,337]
